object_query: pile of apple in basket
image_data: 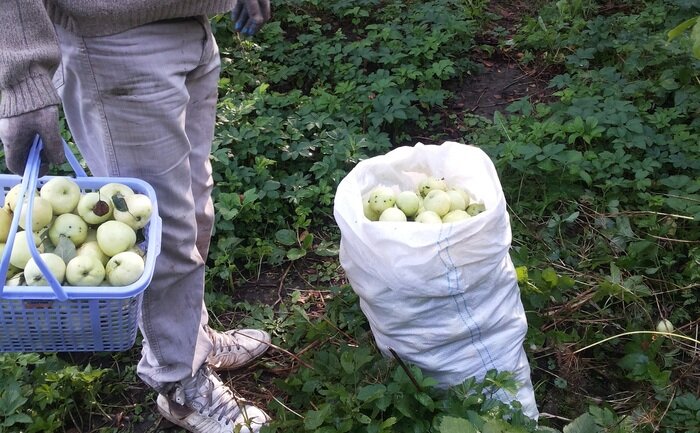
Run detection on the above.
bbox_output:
[1,178,153,287]
[363,175,486,223]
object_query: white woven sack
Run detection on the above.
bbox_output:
[333,141,538,419]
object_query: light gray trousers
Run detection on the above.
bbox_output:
[53,17,219,392]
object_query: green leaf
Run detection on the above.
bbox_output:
[275,229,297,246]
[53,235,77,263]
[692,19,700,59]
[563,413,600,433]
[304,404,332,430]
[439,416,478,433]
[314,241,339,257]
[286,248,306,260]
[356,384,386,402]
[414,392,434,409]
[667,17,698,41]
[111,193,128,212]
[541,267,559,288]
[0,382,28,417]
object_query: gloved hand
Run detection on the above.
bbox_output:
[0,105,64,176]
[231,0,271,36]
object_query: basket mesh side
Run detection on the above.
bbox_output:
[0,294,142,352]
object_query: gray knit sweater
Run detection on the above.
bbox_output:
[0,1,234,118]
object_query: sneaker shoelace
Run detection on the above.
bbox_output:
[174,366,246,425]
[209,330,243,355]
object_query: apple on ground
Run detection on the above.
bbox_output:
[96,220,137,257]
[66,255,106,286]
[113,193,153,229]
[24,252,66,286]
[379,207,407,222]
[40,177,81,214]
[17,196,53,232]
[656,319,674,333]
[9,231,43,269]
[48,213,89,247]
[105,251,145,286]
[77,191,113,225]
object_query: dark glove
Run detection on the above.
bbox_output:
[0,105,64,176]
[231,0,271,36]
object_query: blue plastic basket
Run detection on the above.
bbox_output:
[0,136,161,352]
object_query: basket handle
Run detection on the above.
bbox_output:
[0,135,75,300]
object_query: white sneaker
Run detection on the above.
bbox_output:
[157,365,270,433]
[207,328,271,371]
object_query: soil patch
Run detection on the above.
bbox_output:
[452,57,557,119]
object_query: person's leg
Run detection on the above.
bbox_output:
[54,17,216,391]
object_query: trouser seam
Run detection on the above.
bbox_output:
[78,36,120,176]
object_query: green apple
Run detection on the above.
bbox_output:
[368,186,396,214]
[98,182,135,207]
[0,207,12,243]
[656,319,674,333]
[126,244,146,259]
[415,210,443,224]
[0,243,22,279]
[76,191,113,225]
[17,196,54,232]
[24,252,66,286]
[48,213,89,247]
[5,272,24,286]
[417,176,447,197]
[466,202,486,216]
[423,190,451,217]
[362,196,380,221]
[3,183,38,212]
[9,231,42,269]
[113,193,153,230]
[40,177,81,215]
[76,240,110,266]
[446,190,467,212]
[85,227,98,243]
[452,187,472,208]
[96,220,136,257]
[395,190,420,218]
[105,251,144,286]
[442,209,471,223]
[379,207,408,222]
[65,255,106,286]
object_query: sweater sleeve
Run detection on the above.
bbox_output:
[0,0,61,118]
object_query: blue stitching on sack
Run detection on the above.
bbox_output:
[437,225,512,402]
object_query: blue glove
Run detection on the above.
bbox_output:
[231,0,271,36]
[0,106,64,176]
